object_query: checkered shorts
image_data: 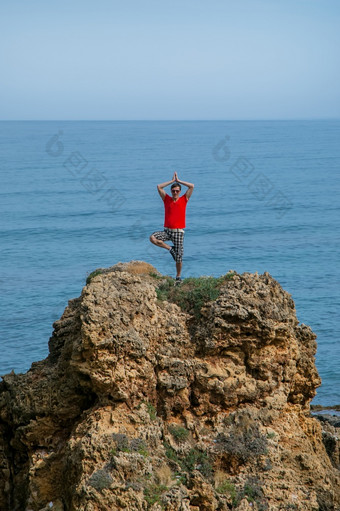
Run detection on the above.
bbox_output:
[151,228,184,262]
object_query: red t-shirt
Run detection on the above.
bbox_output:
[164,194,188,228]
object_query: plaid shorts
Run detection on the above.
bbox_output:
[151,228,184,262]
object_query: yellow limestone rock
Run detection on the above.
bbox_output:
[0,262,339,510]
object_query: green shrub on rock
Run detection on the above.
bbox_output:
[88,469,113,491]
[155,273,235,317]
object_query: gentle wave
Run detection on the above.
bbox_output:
[0,120,339,406]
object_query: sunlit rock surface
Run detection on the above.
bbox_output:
[0,261,339,510]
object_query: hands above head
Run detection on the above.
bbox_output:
[158,172,194,199]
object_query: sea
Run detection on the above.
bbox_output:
[0,120,339,406]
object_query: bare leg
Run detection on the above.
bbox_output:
[176,261,182,278]
[149,235,171,251]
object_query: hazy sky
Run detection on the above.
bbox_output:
[1,0,339,120]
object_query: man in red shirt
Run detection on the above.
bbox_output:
[150,172,194,282]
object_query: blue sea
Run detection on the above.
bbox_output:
[0,120,339,406]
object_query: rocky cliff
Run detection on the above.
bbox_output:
[0,261,339,511]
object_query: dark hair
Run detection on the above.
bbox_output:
[171,182,181,190]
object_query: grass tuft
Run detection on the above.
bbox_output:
[86,269,104,284]
[154,273,235,318]
[164,442,213,479]
[88,469,113,491]
[144,483,168,506]
[169,424,189,443]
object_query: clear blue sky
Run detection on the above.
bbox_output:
[1,0,339,120]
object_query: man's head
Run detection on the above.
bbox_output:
[171,182,181,196]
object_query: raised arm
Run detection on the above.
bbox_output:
[174,172,195,200]
[157,173,176,200]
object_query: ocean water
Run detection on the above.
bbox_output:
[0,120,339,406]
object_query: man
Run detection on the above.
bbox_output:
[150,171,194,282]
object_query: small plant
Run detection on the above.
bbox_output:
[112,433,130,453]
[149,272,165,280]
[155,277,174,301]
[164,441,213,478]
[164,441,181,465]
[216,478,268,510]
[146,402,157,421]
[130,437,149,457]
[138,445,149,457]
[111,434,149,457]
[125,481,144,492]
[155,273,235,318]
[86,269,104,284]
[174,471,187,485]
[243,481,259,502]
[88,469,113,491]
[216,423,268,463]
[216,480,237,504]
[183,448,213,477]
[169,425,189,443]
[239,477,268,511]
[225,272,235,280]
[144,483,168,506]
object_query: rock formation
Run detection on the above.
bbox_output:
[0,261,339,511]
